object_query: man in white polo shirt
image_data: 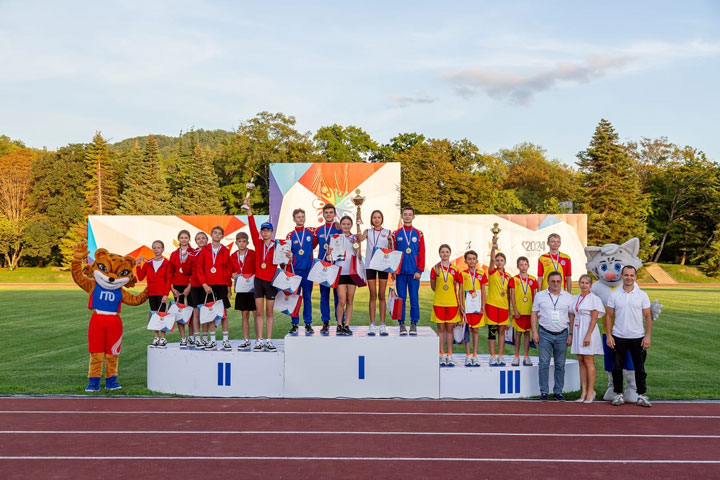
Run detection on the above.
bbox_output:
[606,265,653,407]
[531,271,574,401]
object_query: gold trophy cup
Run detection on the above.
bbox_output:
[241,178,256,211]
[491,222,501,248]
[352,189,365,225]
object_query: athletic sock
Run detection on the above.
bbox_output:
[222,331,229,341]
[211,332,216,342]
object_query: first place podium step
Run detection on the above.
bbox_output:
[284,325,439,399]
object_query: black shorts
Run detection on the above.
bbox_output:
[148,295,164,312]
[366,269,389,281]
[189,286,206,308]
[235,292,257,311]
[338,275,355,286]
[172,284,188,304]
[254,278,276,300]
[209,284,231,309]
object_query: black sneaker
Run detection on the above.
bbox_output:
[399,323,408,336]
[409,323,417,336]
[320,323,329,335]
[554,393,565,401]
[336,325,346,336]
[343,325,353,336]
[305,324,314,335]
[289,324,299,335]
[540,393,549,401]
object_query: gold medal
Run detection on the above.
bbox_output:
[324,244,328,250]
[500,291,505,297]
[406,248,412,254]
[210,267,216,274]
[326,254,332,260]
[443,284,449,291]
[261,263,266,269]
[298,249,304,256]
[353,242,359,249]
[523,296,528,302]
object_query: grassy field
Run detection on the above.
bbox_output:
[0,285,718,399]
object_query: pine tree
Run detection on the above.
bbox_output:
[118,135,171,214]
[85,132,118,214]
[178,142,224,214]
[577,119,652,257]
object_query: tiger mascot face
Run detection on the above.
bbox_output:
[83,248,137,290]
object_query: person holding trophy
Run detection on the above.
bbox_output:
[480,224,512,366]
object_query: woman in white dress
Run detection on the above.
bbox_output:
[569,274,605,403]
[356,210,393,336]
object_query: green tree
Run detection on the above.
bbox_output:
[118,135,171,214]
[85,132,119,215]
[499,142,579,213]
[178,142,225,214]
[216,112,316,214]
[314,124,379,163]
[576,119,652,258]
[0,148,35,269]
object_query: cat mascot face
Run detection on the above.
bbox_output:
[585,238,643,288]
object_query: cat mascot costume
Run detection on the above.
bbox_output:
[72,242,148,392]
[585,238,662,402]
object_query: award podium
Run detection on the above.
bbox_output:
[147,328,580,399]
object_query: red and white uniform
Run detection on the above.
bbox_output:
[168,247,195,286]
[230,249,257,276]
[196,243,232,286]
[136,258,171,296]
[248,214,277,282]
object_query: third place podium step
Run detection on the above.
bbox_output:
[284,325,439,399]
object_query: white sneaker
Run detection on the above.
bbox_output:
[379,324,389,336]
[150,337,159,347]
[497,355,506,366]
[465,356,472,366]
[511,356,520,366]
[523,357,533,366]
[446,354,455,366]
[252,340,264,352]
[237,339,251,350]
[611,393,625,406]
[222,340,232,351]
[439,354,447,366]
[265,340,277,352]
[489,356,498,366]
[367,323,377,336]
[204,340,217,350]
[158,338,167,349]
[637,395,652,408]
[472,356,481,366]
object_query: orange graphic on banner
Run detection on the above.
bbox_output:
[178,215,246,236]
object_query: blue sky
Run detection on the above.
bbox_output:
[1,0,719,164]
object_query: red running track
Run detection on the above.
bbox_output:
[0,397,718,479]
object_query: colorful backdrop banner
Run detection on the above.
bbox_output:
[269,162,402,235]
[87,215,269,261]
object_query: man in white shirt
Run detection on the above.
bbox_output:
[606,265,653,407]
[531,271,574,401]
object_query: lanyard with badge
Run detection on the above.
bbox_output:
[549,292,561,323]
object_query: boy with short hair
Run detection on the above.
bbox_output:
[314,203,342,334]
[392,206,425,336]
[286,207,317,335]
[456,250,484,366]
[196,226,233,351]
[230,231,257,350]
[538,233,572,292]
[509,256,539,366]
[481,236,511,365]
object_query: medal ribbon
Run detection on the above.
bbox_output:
[262,241,272,265]
[293,227,306,253]
[236,251,246,275]
[402,227,412,251]
[211,245,220,267]
[519,274,529,296]
[179,248,187,264]
[440,262,451,285]
[550,252,561,272]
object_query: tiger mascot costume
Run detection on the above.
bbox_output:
[72,242,148,391]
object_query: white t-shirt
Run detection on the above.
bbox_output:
[607,284,651,339]
[364,227,392,269]
[152,259,163,272]
[532,289,574,332]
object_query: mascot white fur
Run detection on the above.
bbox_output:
[585,238,662,402]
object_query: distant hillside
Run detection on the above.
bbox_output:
[111,129,235,158]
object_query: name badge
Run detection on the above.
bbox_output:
[551,310,561,323]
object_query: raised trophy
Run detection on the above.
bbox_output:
[241,177,256,211]
[491,222,501,248]
[351,189,365,249]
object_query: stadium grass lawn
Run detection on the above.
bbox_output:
[0,267,73,283]
[0,285,718,399]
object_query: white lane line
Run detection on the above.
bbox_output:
[0,410,718,419]
[0,456,718,464]
[0,430,718,439]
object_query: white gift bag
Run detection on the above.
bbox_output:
[168,301,193,325]
[368,247,403,273]
[273,291,302,316]
[147,303,176,332]
[199,293,224,326]
[273,239,291,265]
[272,268,302,294]
[234,274,255,293]
[307,259,341,287]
